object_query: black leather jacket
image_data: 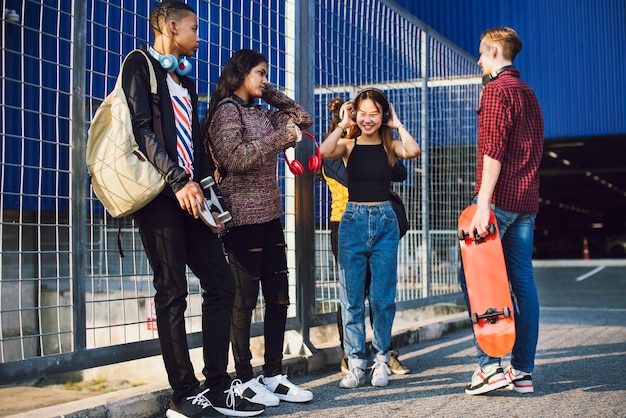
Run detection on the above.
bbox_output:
[121,46,213,197]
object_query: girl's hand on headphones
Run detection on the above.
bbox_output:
[286,121,302,143]
[386,103,402,129]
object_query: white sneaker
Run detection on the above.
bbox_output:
[261,374,313,403]
[236,376,280,407]
[340,366,365,389]
[370,360,391,387]
[465,364,509,395]
[504,366,534,393]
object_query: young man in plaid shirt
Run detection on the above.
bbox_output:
[460,26,544,395]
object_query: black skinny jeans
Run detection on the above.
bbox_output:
[222,218,289,382]
[133,194,234,402]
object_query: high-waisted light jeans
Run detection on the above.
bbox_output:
[338,201,399,368]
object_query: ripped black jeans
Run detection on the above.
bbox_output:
[222,218,289,382]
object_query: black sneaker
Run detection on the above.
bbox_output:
[166,387,222,418]
[206,380,265,417]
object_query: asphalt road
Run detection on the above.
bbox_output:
[254,266,626,417]
[534,265,626,309]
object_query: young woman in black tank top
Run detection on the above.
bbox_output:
[319,88,420,389]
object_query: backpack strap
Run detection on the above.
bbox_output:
[206,98,243,183]
[134,49,165,149]
[118,49,158,95]
[117,218,125,258]
[116,49,164,257]
[117,49,164,149]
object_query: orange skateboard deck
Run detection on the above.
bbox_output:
[458,204,515,358]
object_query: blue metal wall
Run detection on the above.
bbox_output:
[395,0,626,139]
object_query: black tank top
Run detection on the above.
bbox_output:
[346,139,392,202]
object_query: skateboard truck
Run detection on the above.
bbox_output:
[470,306,512,325]
[196,176,232,227]
[457,223,496,244]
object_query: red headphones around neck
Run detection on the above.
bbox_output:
[284,131,321,176]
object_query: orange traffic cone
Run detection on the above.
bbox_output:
[583,237,590,260]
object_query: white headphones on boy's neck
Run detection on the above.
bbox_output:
[148,46,192,76]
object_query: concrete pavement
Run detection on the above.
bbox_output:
[3,264,626,417]
[2,309,469,418]
[259,306,626,418]
[4,305,625,418]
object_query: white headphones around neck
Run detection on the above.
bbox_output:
[148,46,192,76]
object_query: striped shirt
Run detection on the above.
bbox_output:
[167,75,194,179]
[474,68,544,213]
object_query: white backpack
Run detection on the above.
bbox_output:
[86,49,165,218]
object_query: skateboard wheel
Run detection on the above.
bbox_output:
[470,312,478,324]
[457,230,467,241]
[217,211,232,223]
[503,306,511,318]
[487,223,496,235]
[200,176,216,189]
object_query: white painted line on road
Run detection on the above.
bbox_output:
[541,306,626,312]
[575,266,605,281]
[533,259,626,267]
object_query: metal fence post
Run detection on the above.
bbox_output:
[420,31,432,295]
[71,0,88,352]
[294,0,318,354]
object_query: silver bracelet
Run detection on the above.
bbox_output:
[397,124,404,131]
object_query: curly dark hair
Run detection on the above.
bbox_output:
[325,96,345,137]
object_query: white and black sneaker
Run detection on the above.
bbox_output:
[465,364,509,395]
[166,387,222,418]
[205,380,265,417]
[260,374,313,403]
[237,376,280,407]
[505,366,534,393]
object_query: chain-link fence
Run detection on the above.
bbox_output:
[0,0,481,381]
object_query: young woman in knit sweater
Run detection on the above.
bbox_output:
[203,49,313,407]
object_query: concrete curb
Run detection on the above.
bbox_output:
[7,312,470,418]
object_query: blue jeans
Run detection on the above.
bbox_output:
[338,201,399,368]
[459,204,540,373]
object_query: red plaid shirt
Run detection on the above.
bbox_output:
[474,68,544,213]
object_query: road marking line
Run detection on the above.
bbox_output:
[575,266,605,281]
[540,306,626,312]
